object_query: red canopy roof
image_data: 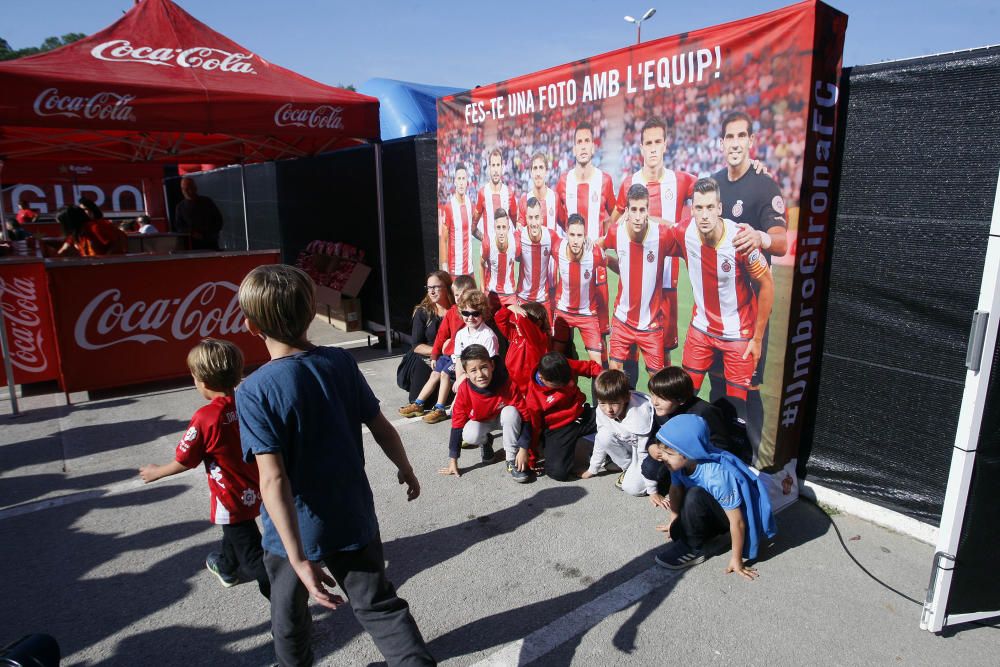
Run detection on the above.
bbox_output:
[0,0,380,163]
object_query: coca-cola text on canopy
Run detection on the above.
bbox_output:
[33,88,137,122]
[90,40,257,74]
[274,104,344,130]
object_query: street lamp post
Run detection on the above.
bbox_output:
[624,8,657,45]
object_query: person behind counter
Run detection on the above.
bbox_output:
[176,177,224,250]
[78,196,105,220]
[55,205,127,257]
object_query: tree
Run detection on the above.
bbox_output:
[0,33,86,61]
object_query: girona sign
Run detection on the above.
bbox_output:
[274,104,344,130]
[33,88,137,122]
[73,281,244,351]
[91,40,257,74]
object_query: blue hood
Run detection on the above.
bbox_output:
[656,414,777,559]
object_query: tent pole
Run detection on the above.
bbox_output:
[0,161,9,243]
[373,142,392,354]
[0,303,20,417]
[240,163,250,251]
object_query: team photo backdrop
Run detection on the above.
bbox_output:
[436,0,846,468]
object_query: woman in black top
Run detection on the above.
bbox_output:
[399,270,454,403]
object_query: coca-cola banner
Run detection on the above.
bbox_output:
[436,0,847,469]
[0,259,59,386]
[45,251,278,392]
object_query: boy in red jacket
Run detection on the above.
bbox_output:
[527,351,603,481]
[439,344,534,482]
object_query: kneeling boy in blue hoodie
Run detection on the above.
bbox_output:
[649,414,776,580]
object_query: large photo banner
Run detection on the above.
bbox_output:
[436,0,846,469]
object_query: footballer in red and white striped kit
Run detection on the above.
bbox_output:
[514,197,558,306]
[518,152,560,235]
[612,117,698,356]
[678,178,773,425]
[473,146,518,247]
[556,122,616,242]
[552,214,606,364]
[440,163,475,276]
[602,183,679,373]
[481,209,518,307]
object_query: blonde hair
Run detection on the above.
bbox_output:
[458,289,491,318]
[187,338,244,391]
[239,264,315,345]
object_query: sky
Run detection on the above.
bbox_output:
[2,0,997,90]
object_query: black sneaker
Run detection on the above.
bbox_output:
[506,461,530,483]
[206,552,240,587]
[480,433,495,463]
[654,540,706,570]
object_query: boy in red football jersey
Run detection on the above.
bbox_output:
[527,351,603,481]
[139,338,269,599]
[439,344,534,482]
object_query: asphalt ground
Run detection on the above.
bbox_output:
[1,318,997,666]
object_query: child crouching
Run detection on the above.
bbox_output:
[440,344,533,482]
[583,369,655,497]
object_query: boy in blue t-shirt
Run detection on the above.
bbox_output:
[648,414,776,580]
[236,264,434,667]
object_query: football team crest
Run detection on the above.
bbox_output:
[584,269,592,280]
[721,259,733,273]
[732,200,744,217]
[772,195,786,215]
[542,246,549,257]
[184,426,198,442]
[646,250,655,263]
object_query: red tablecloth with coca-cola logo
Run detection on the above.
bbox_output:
[38,250,278,392]
[0,258,59,386]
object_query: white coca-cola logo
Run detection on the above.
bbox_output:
[91,40,257,74]
[33,88,137,122]
[0,276,50,374]
[74,281,245,351]
[274,103,344,130]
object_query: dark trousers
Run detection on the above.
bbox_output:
[219,520,270,599]
[542,405,597,482]
[264,537,435,667]
[408,359,432,404]
[670,486,730,549]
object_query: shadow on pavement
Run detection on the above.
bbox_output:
[0,468,137,509]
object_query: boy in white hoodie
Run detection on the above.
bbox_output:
[581,370,656,496]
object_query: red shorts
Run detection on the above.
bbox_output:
[681,327,753,400]
[610,319,665,372]
[660,289,678,351]
[495,292,518,308]
[553,310,603,353]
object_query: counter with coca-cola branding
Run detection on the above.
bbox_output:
[1,250,278,392]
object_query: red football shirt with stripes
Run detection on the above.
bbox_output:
[553,238,606,317]
[475,183,518,245]
[602,223,679,331]
[514,227,558,303]
[518,189,560,235]
[676,219,770,340]
[174,395,262,525]
[481,233,517,298]
[616,167,696,290]
[443,194,475,276]
[556,167,616,241]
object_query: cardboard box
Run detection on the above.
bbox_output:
[327,297,362,332]
[314,261,370,332]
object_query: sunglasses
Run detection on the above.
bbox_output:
[425,285,443,291]
[460,310,482,318]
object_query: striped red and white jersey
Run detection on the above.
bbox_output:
[616,168,696,290]
[481,234,518,296]
[518,189,561,236]
[556,167,615,241]
[514,227,558,302]
[475,183,518,245]
[680,219,770,340]
[602,223,680,331]
[553,238,606,316]
[443,195,474,276]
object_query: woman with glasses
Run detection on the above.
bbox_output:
[397,271,455,404]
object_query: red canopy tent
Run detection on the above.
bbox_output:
[0,0,394,405]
